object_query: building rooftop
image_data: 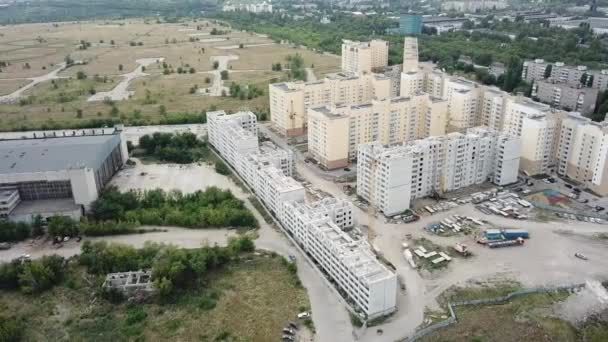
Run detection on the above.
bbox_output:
[310,106,348,119]
[0,133,122,174]
[312,220,394,285]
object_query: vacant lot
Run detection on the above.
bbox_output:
[422,286,608,342]
[0,254,310,341]
[0,18,340,130]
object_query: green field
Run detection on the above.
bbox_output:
[0,253,310,341]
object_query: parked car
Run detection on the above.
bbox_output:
[282,335,294,341]
[343,167,351,172]
[297,312,310,319]
[573,187,581,193]
[575,253,588,260]
[542,178,551,184]
[288,322,298,330]
[595,206,605,212]
[565,184,573,189]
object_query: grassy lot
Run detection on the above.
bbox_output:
[0,254,309,341]
[0,18,340,131]
[0,79,31,96]
[422,282,608,342]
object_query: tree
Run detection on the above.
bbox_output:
[543,64,553,79]
[220,70,229,80]
[159,105,167,116]
[118,64,123,71]
[213,61,219,70]
[76,70,87,80]
[76,109,83,118]
[189,67,195,74]
[239,43,244,48]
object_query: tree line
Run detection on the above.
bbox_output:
[137,131,209,164]
[90,186,258,229]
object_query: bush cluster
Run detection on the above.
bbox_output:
[90,186,258,229]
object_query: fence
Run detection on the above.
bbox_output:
[400,283,586,341]
[529,201,608,220]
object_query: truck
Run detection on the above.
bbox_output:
[452,243,470,256]
[487,237,525,248]
[501,229,529,239]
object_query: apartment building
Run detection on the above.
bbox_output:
[357,127,520,215]
[503,98,565,175]
[523,59,608,90]
[479,87,510,131]
[307,94,448,169]
[341,39,389,74]
[403,37,419,73]
[557,113,608,195]
[209,110,397,319]
[550,63,590,87]
[400,71,423,97]
[521,59,550,83]
[281,201,397,317]
[444,78,481,132]
[269,72,391,137]
[533,79,599,115]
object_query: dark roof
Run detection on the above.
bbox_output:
[0,134,121,174]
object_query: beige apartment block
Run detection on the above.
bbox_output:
[307,94,446,169]
[269,72,391,137]
[557,113,608,195]
[341,39,389,74]
[503,97,565,175]
[479,87,510,131]
[403,37,419,73]
[444,78,481,132]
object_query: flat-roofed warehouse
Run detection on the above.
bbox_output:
[0,127,128,221]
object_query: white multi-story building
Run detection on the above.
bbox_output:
[521,59,550,83]
[222,1,272,13]
[357,127,520,215]
[557,113,608,195]
[341,39,389,74]
[208,110,398,319]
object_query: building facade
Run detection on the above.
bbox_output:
[0,127,128,219]
[399,14,423,34]
[307,94,448,169]
[341,39,389,74]
[357,127,520,215]
[208,110,398,318]
[269,73,391,137]
[533,79,598,115]
[557,113,608,195]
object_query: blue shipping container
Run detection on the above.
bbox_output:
[484,229,503,240]
[501,229,529,239]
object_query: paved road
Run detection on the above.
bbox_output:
[199,55,238,96]
[87,58,163,102]
[0,160,354,342]
[0,62,67,103]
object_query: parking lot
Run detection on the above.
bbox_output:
[290,157,608,342]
